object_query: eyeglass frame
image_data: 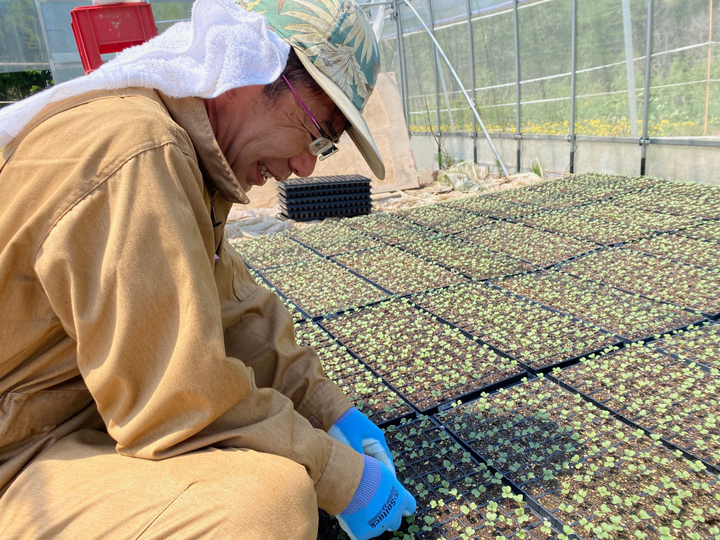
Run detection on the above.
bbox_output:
[282,74,340,161]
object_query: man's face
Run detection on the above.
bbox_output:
[206,83,349,193]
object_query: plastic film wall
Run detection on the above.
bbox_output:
[380,0,720,182]
[0,0,193,81]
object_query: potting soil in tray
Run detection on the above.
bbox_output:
[439,378,720,540]
[295,322,412,425]
[333,245,467,295]
[400,236,538,281]
[344,212,438,246]
[232,233,318,270]
[612,185,720,220]
[441,196,546,220]
[678,220,720,244]
[395,205,492,235]
[625,234,720,271]
[561,248,720,314]
[321,298,524,412]
[653,321,720,370]
[498,269,705,341]
[456,221,598,268]
[248,268,307,322]
[262,258,388,319]
[288,221,384,256]
[487,173,651,209]
[320,415,559,540]
[555,343,720,468]
[516,211,653,246]
[414,282,619,370]
[565,201,703,232]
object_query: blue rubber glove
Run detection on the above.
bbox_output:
[337,455,417,540]
[328,407,396,475]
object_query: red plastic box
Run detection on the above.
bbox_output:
[71,2,158,74]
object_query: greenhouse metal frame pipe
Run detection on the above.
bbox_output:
[641,0,654,175]
[569,0,577,174]
[466,0,478,164]
[33,0,57,80]
[621,0,639,137]
[409,130,720,147]
[400,0,509,176]
[428,0,442,165]
[393,0,410,132]
[513,0,521,173]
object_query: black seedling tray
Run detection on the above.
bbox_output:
[320,299,531,416]
[407,292,620,377]
[423,372,529,416]
[487,276,706,344]
[651,321,720,372]
[318,414,565,540]
[279,186,372,197]
[280,205,372,221]
[317,325,422,416]
[545,372,720,477]
[433,412,577,539]
[619,317,710,346]
[252,269,314,321]
[278,191,370,204]
[279,174,371,193]
[281,198,371,212]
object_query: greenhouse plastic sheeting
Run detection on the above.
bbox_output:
[379,0,720,178]
[574,0,647,138]
[517,0,573,135]
[399,0,437,131]
[0,0,48,73]
[0,0,193,82]
[648,0,718,137]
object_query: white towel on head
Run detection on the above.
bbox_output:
[0,0,290,147]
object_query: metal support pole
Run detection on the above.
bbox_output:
[569,0,577,174]
[466,0,477,163]
[640,0,654,176]
[428,0,442,166]
[392,0,410,133]
[401,0,509,176]
[513,0,521,173]
[33,0,57,81]
[622,0,639,137]
[704,0,713,136]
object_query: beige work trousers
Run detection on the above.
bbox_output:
[0,430,318,540]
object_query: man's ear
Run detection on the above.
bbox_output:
[224,87,242,101]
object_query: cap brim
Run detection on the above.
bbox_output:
[295,49,386,180]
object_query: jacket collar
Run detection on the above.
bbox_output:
[158,92,250,205]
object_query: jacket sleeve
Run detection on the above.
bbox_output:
[215,239,354,432]
[33,141,363,515]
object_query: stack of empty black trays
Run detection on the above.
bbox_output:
[278,174,372,221]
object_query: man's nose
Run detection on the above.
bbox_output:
[288,149,318,178]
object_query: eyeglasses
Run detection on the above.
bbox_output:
[282,74,339,161]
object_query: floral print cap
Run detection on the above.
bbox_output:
[236,0,385,178]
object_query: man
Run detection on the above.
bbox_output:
[0,0,416,537]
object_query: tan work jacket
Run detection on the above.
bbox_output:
[0,88,363,515]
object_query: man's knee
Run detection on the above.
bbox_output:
[0,434,319,540]
[203,449,318,540]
